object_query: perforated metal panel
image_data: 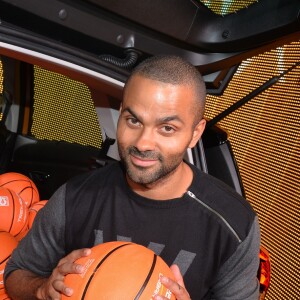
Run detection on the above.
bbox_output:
[199,0,258,15]
[31,66,103,148]
[0,59,3,94]
[0,59,3,122]
[205,41,300,300]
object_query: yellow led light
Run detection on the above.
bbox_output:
[199,0,258,15]
[0,60,3,94]
[31,66,103,149]
[205,40,300,300]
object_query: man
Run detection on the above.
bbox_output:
[4,55,260,299]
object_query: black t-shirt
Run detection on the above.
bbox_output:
[5,162,260,299]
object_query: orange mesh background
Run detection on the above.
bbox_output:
[31,66,103,148]
[0,59,3,121]
[199,0,258,15]
[205,40,300,300]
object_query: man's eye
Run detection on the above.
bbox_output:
[127,118,140,126]
[161,125,175,134]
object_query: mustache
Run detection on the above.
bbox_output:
[128,146,161,160]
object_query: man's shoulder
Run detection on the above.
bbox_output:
[189,163,251,209]
[64,161,125,211]
[189,164,256,242]
[67,161,123,186]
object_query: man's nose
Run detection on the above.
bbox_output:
[135,128,156,152]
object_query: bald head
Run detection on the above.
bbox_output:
[124,55,206,125]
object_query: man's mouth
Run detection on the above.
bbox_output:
[130,154,158,167]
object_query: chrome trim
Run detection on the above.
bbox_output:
[0,42,124,87]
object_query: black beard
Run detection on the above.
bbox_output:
[118,145,182,186]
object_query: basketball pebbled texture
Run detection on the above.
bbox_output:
[0,231,18,295]
[28,200,48,229]
[0,172,40,208]
[0,187,28,237]
[63,241,176,300]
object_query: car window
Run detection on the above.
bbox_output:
[31,65,103,149]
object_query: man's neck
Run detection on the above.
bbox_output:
[126,162,193,200]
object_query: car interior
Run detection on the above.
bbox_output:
[0,0,299,299]
[0,54,243,201]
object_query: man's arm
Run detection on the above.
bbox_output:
[5,249,91,300]
[5,270,48,300]
[211,216,261,300]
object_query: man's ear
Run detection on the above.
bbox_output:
[188,119,206,148]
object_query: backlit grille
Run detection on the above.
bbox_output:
[31,66,103,148]
[204,41,300,300]
[199,0,258,15]
[0,59,3,121]
[0,59,3,94]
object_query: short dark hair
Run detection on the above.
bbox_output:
[124,55,206,123]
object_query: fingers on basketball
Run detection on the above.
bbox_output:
[63,241,176,300]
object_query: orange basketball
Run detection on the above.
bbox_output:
[0,187,28,237]
[0,172,40,208]
[28,200,48,229]
[14,224,29,242]
[0,232,18,295]
[63,241,176,300]
[0,293,10,299]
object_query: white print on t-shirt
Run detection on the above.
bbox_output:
[94,230,196,277]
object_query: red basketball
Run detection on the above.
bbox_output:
[0,172,40,208]
[63,241,175,300]
[28,200,48,229]
[0,232,18,295]
[0,187,28,237]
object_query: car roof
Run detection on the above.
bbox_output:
[0,0,299,94]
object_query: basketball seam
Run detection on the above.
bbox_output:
[0,255,11,265]
[20,186,35,206]
[81,243,132,300]
[7,189,15,234]
[134,254,157,300]
[29,203,44,210]
[0,179,30,185]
